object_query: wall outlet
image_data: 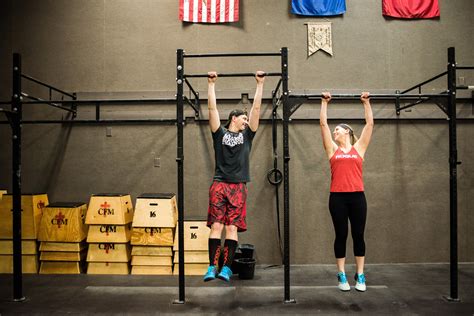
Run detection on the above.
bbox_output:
[154,157,160,167]
[106,127,112,137]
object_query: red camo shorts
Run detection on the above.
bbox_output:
[207,180,248,232]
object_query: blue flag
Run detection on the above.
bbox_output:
[291,0,346,16]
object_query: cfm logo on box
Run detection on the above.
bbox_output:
[145,227,161,236]
[100,225,116,235]
[51,212,68,228]
[98,202,114,217]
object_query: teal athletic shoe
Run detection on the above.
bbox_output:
[203,265,217,282]
[217,266,233,282]
[337,272,351,291]
[354,273,366,292]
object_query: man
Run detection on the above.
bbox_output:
[203,70,265,282]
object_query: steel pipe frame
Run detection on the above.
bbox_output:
[446,47,461,302]
[3,47,470,305]
[11,53,24,302]
[175,48,292,304]
[287,47,467,302]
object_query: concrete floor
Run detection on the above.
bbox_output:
[1,263,473,315]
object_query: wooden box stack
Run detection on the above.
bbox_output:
[85,194,133,275]
[0,194,48,273]
[130,193,177,275]
[173,220,210,275]
[38,202,88,274]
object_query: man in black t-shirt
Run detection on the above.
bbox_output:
[203,71,265,282]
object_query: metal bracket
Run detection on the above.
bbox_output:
[287,97,305,118]
[184,78,201,118]
[0,108,17,129]
[435,101,449,116]
[183,96,200,118]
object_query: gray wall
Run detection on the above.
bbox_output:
[0,0,473,264]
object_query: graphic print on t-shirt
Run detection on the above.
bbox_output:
[222,132,244,147]
[334,153,358,159]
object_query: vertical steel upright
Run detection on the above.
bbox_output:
[175,49,185,304]
[281,47,295,304]
[446,47,460,301]
[12,53,25,302]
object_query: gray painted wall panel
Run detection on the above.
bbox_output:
[0,0,473,264]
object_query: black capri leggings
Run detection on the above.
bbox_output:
[329,192,367,259]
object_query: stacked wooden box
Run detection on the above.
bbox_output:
[38,202,88,274]
[85,194,133,274]
[173,220,210,275]
[130,193,177,275]
[0,194,48,273]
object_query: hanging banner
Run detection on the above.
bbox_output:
[292,0,346,16]
[382,0,440,19]
[179,0,240,23]
[306,22,333,57]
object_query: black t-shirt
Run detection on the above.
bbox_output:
[212,126,256,183]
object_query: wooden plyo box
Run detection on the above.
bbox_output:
[38,202,88,242]
[0,254,38,273]
[132,193,177,228]
[173,221,210,251]
[86,243,131,262]
[87,224,131,243]
[131,265,172,275]
[40,261,85,274]
[173,263,208,276]
[40,250,87,262]
[40,241,87,252]
[85,194,133,225]
[131,255,172,266]
[0,194,49,239]
[131,228,174,246]
[173,250,209,264]
[0,240,37,255]
[131,246,172,257]
[87,262,129,275]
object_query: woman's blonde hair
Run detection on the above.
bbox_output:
[338,123,358,145]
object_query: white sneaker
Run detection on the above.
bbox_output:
[337,272,351,291]
[354,273,366,292]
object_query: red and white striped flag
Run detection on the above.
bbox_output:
[179,0,240,23]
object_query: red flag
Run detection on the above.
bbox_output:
[179,0,239,23]
[382,0,439,19]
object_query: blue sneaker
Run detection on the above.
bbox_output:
[203,265,217,282]
[354,273,366,292]
[217,266,233,282]
[337,272,350,291]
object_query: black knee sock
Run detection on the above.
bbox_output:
[208,238,221,266]
[223,239,238,268]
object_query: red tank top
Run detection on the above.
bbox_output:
[329,147,364,192]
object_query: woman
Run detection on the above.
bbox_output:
[320,91,373,292]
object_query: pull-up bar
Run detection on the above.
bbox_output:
[184,52,282,58]
[295,92,449,100]
[184,72,281,78]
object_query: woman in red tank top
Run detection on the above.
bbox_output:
[320,91,374,292]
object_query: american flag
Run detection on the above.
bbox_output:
[179,0,240,23]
